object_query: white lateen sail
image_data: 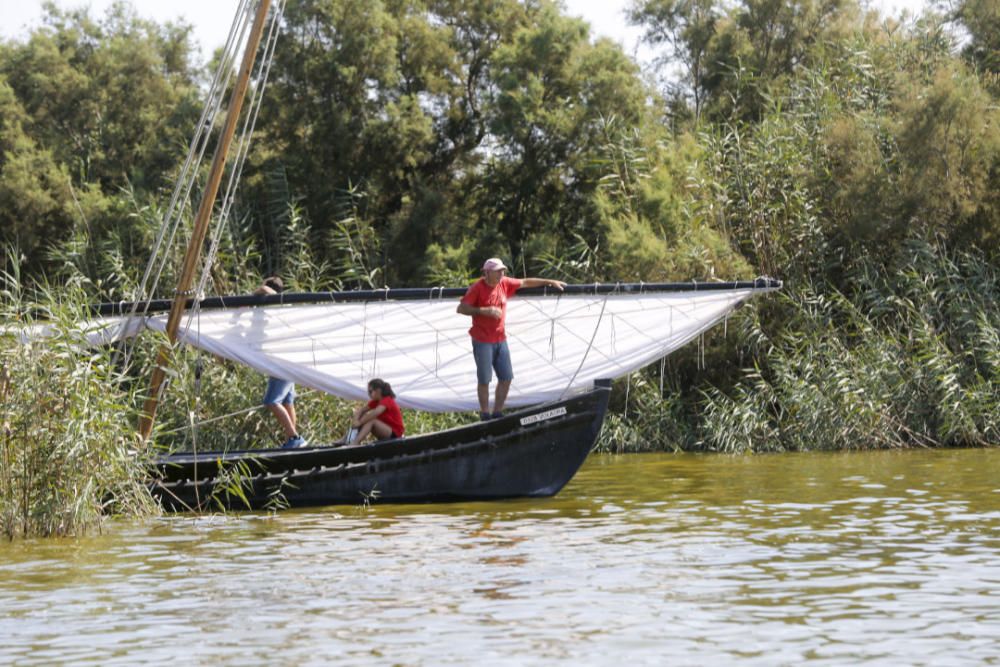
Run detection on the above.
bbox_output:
[162,285,775,411]
[15,283,778,412]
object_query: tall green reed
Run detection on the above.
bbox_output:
[0,262,158,538]
[700,240,1000,452]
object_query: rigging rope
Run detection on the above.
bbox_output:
[158,385,316,437]
[184,0,286,351]
[558,292,611,399]
[117,0,255,370]
[134,0,253,307]
[193,0,287,305]
[177,0,286,441]
[158,404,263,436]
[109,0,287,440]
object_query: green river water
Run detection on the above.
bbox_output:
[2,449,999,665]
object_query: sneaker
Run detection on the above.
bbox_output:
[491,411,504,420]
[280,435,307,449]
[479,412,492,422]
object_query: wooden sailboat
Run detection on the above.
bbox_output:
[33,0,781,510]
[97,278,779,511]
[115,278,779,510]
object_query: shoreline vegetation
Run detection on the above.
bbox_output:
[0,277,159,539]
[2,0,998,536]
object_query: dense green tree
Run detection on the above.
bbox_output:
[0,2,201,273]
[627,0,718,122]
[0,76,74,263]
[252,0,654,283]
[252,0,518,282]
[1,4,199,191]
[952,0,1000,80]
[691,20,1000,279]
[630,0,859,122]
[482,3,648,257]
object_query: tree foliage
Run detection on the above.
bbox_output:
[952,0,1000,82]
[0,2,201,274]
[630,0,860,123]
[249,0,655,284]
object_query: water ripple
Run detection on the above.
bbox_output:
[2,449,1000,665]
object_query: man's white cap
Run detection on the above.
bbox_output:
[482,257,507,271]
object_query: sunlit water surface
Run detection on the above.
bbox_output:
[2,450,1000,665]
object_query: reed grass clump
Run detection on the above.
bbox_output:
[700,240,1000,452]
[0,274,158,539]
[594,374,700,453]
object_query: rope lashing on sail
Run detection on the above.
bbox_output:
[548,318,556,362]
[390,296,470,401]
[432,286,444,375]
[361,300,369,376]
[559,290,612,399]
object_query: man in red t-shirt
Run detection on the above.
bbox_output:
[457,257,565,420]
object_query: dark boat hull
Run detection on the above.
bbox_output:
[152,380,611,511]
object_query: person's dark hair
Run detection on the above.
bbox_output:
[263,276,284,293]
[368,378,395,398]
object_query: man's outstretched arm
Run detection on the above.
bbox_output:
[519,277,566,290]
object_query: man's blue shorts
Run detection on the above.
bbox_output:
[263,377,296,405]
[472,339,514,385]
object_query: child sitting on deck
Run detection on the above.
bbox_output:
[347,379,405,446]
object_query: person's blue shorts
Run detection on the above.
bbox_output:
[472,339,514,385]
[263,377,296,405]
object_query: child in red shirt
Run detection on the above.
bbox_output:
[348,378,405,446]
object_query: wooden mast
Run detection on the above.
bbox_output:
[139,0,273,442]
